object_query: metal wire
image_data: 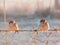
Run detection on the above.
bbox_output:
[0,29,60,45]
[2,0,60,45]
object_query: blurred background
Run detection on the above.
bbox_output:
[0,0,60,45]
[0,0,60,30]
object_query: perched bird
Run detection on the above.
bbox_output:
[38,19,50,32]
[8,20,19,32]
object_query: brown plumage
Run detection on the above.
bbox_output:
[8,20,19,32]
[38,19,50,32]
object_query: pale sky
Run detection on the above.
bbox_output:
[0,0,55,14]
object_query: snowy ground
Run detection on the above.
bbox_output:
[0,31,60,45]
[0,19,60,30]
[0,18,60,45]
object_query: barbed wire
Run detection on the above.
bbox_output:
[0,29,60,45]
